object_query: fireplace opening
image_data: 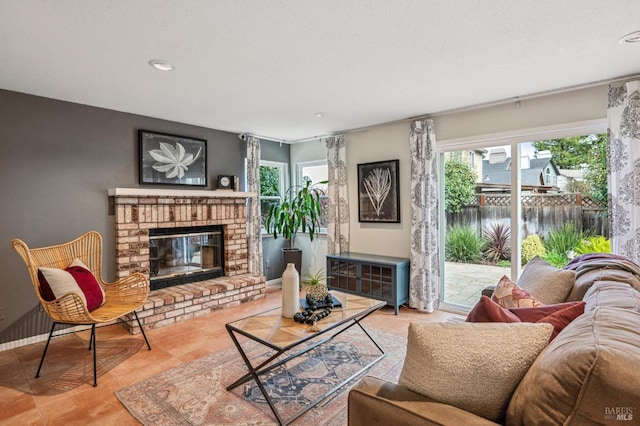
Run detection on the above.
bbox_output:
[149,225,224,290]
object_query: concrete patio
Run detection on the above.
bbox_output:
[443,261,511,308]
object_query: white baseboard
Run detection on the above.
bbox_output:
[0,322,116,353]
[266,278,282,287]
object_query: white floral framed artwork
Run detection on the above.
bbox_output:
[357,159,400,223]
[139,130,207,186]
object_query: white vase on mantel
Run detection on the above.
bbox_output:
[281,263,300,318]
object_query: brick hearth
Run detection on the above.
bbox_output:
[108,188,266,333]
[121,275,265,333]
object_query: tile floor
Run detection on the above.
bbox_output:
[0,287,463,425]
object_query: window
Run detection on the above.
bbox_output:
[297,160,329,231]
[259,160,287,232]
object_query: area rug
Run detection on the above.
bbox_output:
[116,326,406,425]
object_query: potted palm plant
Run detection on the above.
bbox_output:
[265,178,327,275]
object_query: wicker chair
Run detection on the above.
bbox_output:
[12,231,151,386]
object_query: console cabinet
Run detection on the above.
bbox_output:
[326,252,409,315]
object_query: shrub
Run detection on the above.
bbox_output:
[483,222,511,264]
[445,224,486,263]
[543,223,585,257]
[575,235,611,255]
[521,234,546,265]
[541,223,589,267]
[543,251,570,268]
[444,160,477,213]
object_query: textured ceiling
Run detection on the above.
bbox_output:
[1,0,639,141]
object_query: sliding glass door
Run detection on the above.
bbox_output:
[441,145,513,308]
[440,131,609,310]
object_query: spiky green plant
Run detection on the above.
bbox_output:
[543,223,586,257]
[445,224,486,263]
[483,222,511,264]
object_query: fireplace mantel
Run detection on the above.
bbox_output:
[108,188,257,198]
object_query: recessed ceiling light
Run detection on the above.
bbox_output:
[619,30,640,44]
[314,112,326,119]
[148,59,174,71]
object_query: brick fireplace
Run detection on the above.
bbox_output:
[108,188,266,333]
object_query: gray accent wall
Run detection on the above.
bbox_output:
[0,89,268,345]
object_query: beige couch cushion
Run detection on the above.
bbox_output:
[582,280,640,312]
[517,256,575,304]
[349,376,500,426]
[565,256,640,301]
[506,305,640,425]
[398,322,552,423]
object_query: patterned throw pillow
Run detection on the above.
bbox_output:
[38,258,106,311]
[398,322,553,423]
[491,275,544,308]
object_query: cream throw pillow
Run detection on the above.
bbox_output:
[38,265,88,306]
[398,322,553,423]
[517,256,575,304]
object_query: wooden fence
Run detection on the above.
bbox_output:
[446,193,609,238]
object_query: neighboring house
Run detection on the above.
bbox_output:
[444,148,487,183]
[557,168,586,192]
[477,149,561,193]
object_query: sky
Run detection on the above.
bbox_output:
[491,142,536,159]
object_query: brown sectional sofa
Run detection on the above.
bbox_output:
[348,255,640,425]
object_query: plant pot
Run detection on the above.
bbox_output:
[282,248,302,276]
[306,283,329,303]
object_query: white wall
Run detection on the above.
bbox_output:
[346,121,412,257]
[435,84,607,143]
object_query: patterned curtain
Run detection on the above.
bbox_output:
[608,80,640,262]
[326,135,350,254]
[246,136,263,275]
[409,119,440,312]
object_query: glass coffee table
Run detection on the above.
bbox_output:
[225,290,387,425]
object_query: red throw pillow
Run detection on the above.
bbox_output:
[466,296,521,323]
[510,301,586,341]
[66,265,105,311]
[37,259,106,311]
[467,296,586,342]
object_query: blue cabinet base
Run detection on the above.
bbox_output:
[326,252,409,315]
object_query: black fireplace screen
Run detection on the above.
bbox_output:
[149,225,224,290]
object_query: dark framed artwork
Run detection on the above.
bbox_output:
[139,130,207,186]
[357,159,400,223]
